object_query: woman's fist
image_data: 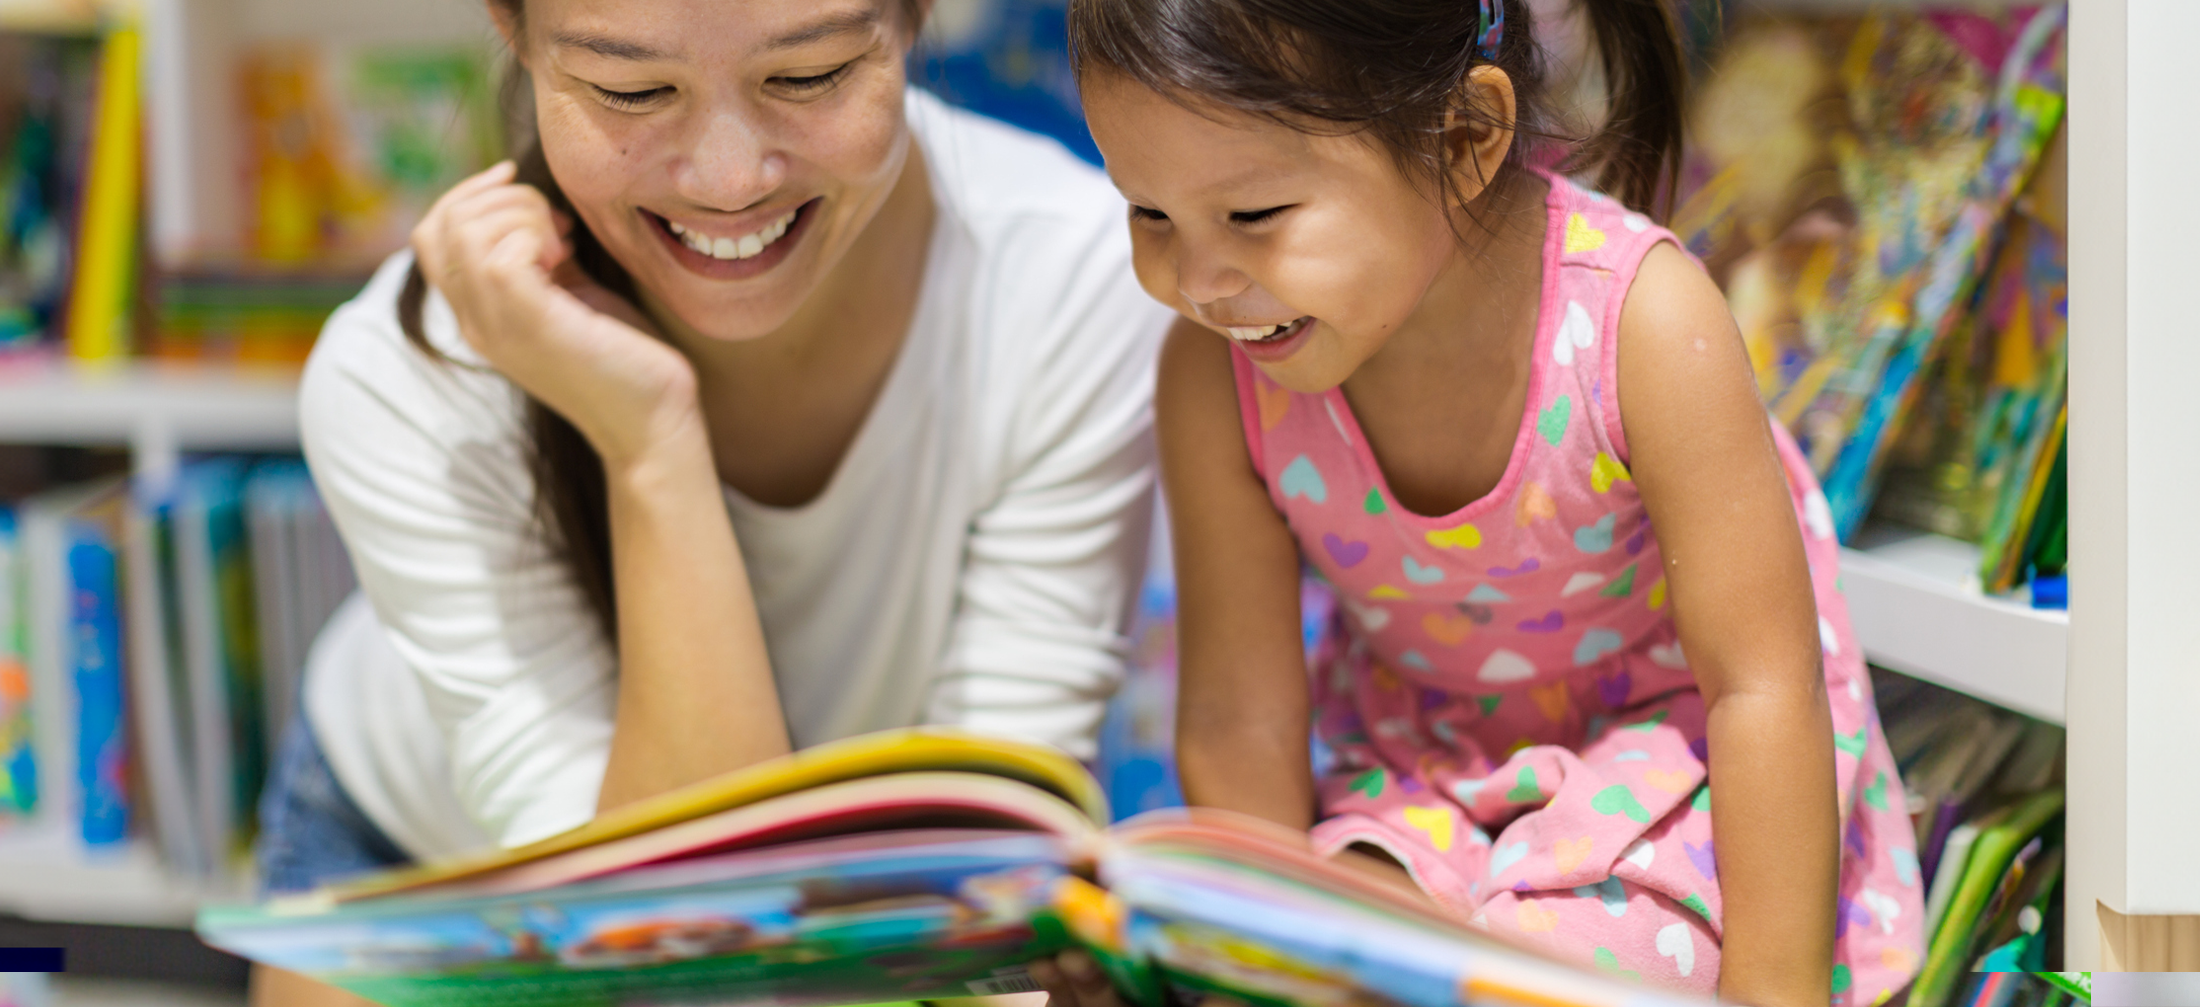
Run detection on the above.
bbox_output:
[412,161,703,472]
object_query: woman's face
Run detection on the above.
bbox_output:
[506,0,919,341]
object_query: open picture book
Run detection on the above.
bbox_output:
[197,729,1700,1007]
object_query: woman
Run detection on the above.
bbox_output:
[256,0,1168,1000]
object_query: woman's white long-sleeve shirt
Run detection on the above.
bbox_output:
[299,91,1174,860]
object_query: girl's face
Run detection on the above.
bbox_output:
[1082,72,1465,393]
[506,0,919,342]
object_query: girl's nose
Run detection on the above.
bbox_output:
[674,109,785,211]
[1175,241,1253,308]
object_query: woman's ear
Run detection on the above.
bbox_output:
[1442,65,1518,205]
[487,0,526,66]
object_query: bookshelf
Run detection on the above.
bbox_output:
[1840,530,2067,725]
[7,0,2191,979]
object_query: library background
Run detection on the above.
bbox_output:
[1,0,2195,1004]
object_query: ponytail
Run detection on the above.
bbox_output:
[396,72,628,643]
[1567,0,1693,220]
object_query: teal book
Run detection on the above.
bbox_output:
[0,507,34,819]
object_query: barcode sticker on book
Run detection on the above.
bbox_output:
[965,968,1043,995]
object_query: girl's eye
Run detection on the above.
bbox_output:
[773,63,855,94]
[1230,205,1291,224]
[593,85,671,110]
[1129,205,1169,223]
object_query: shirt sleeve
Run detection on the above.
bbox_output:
[924,213,1175,760]
[300,258,616,849]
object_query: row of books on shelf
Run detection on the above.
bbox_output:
[1,25,498,364]
[0,456,355,877]
[1874,670,2069,1007]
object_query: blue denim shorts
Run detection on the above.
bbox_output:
[255,706,413,895]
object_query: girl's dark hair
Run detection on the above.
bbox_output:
[1067,0,1691,221]
[394,0,921,642]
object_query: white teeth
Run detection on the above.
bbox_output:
[671,208,800,261]
[1225,321,1295,341]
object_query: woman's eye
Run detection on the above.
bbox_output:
[774,63,855,94]
[593,85,670,110]
[1129,205,1169,223]
[1230,205,1291,224]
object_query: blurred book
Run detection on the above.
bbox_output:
[1674,5,2068,552]
[0,505,34,821]
[15,475,129,849]
[0,30,98,354]
[236,42,499,268]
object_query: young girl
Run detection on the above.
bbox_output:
[1062,0,1925,1003]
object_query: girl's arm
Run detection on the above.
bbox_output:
[1617,245,1837,1007]
[1157,319,1318,828]
[411,163,789,814]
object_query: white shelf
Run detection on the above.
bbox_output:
[0,360,300,454]
[1839,527,2066,724]
[0,827,244,928]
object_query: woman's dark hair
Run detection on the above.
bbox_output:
[1066,0,1691,221]
[393,0,920,642]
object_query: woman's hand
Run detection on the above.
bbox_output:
[412,161,702,472]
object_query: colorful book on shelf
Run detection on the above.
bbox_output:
[172,458,268,865]
[1673,6,2068,542]
[60,24,139,364]
[199,729,1703,1007]
[239,42,500,267]
[15,477,131,848]
[0,506,34,820]
[242,459,355,761]
[1909,790,2064,1007]
[121,475,213,875]
[0,33,98,353]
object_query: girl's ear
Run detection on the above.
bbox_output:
[1442,65,1518,205]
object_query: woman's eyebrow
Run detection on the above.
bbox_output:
[551,31,671,62]
[760,8,880,51]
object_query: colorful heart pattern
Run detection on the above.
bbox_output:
[1402,556,1447,584]
[1323,533,1369,568]
[1516,482,1557,525]
[1655,922,1695,977]
[1401,804,1455,852]
[1279,455,1327,503]
[1591,785,1651,823]
[1257,381,1291,430]
[1554,835,1596,875]
[1552,299,1599,366]
[1425,523,1483,551]
[1538,395,1573,446]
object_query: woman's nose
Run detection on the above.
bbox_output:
[674,109,785,211]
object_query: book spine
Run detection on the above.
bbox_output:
[20,504,75,839]
[63,25,142,364]
[0,509,34,820]
[65,518,129,846]
[122,491,211,874]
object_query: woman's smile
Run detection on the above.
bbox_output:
[643,197,822,280]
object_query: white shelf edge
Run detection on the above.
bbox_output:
[0,360,301,451]
[1839,532,2067,724]
[0,829,245,928]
